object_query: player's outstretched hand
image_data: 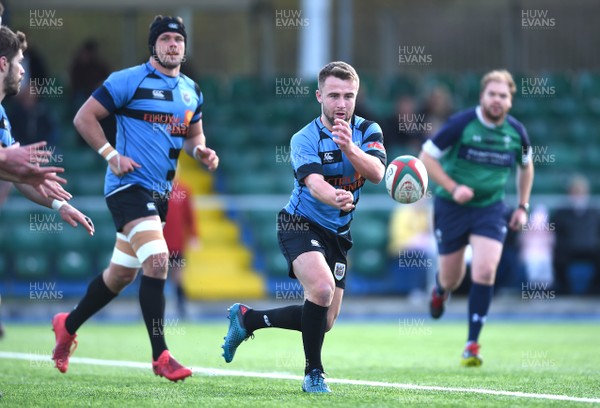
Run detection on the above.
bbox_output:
[108,154,141,177]
[334,188,355,212]
[195,145,219,172]
[58,203,95,236]
[34,176,73,201]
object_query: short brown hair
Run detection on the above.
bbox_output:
[481,69,516,95]
[0,26,27,63]
[318,61,359,90]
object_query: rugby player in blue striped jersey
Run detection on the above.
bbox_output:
[222,62,386,393]
[52,15,218,382]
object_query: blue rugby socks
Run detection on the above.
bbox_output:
[467,282,493,342]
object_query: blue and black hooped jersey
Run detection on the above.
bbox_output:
[0,104,15,147]
[92,62,203,196]
[284,115,386,234]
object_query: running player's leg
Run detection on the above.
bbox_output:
[123,215,169,360]
[462,202,508,366]
[293,251,334,392]
[438,248,469,291]
[430,247,467,318]
[53,233,140,373]
[430,197,470,318]
[123,214,192,381]
[462,234,503,366]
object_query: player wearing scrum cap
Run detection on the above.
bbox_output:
[419,69,534,366]
[51,15,218,381]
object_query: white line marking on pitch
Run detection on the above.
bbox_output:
[1,351,599,404]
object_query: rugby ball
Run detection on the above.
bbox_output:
[385,155,428,203]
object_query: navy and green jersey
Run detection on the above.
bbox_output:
[284,115,386,234]
[92,62,203,196]
[422,106,531,207]
[0,105,15,147]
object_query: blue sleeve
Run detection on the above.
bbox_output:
[360,121,386,165]
[92,85,116,113]
[0,111,15,147]
[190,91,203,124]
[507,115,532,166]
[291,132,322,184]
[430,109,477,151]
[92,70,133,113]
[0,130,14,147]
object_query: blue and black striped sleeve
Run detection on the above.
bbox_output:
[291,132,322,184]
[361,122,387,165]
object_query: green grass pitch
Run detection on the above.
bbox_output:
[0,320,598,407]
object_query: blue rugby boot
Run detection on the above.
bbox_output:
[222,303,252,363]
[302,368,331,393]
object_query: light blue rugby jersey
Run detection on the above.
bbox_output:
[283,115,386,234]
[0,104,16,147]
[92,62,203,196]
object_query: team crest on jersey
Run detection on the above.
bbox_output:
[181,89,193,106]
[334,262,346,281]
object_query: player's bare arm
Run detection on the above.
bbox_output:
[74,97,141,176]
[331,118,385,184]
[13,183,94,236]
[509,160,534,230]
[184,120,219,171]
[304,173,355,212]
[419,149,474,204]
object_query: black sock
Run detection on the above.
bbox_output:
[139,275,168,361]
[65,274,117,335]
[301,299,328,374]
[244,305,303,332]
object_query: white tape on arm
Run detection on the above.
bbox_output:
[51,199,67,211]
